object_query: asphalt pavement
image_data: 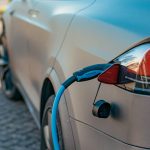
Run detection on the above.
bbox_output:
[0,91,41,150]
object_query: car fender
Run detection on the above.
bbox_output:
[43,67,76,150]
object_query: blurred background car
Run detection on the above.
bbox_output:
[0,0,10,15]
[0,0,10,45]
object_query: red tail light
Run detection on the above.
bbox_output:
[98,64,120,84]
[107,43,150,95]
[138,49,150,77]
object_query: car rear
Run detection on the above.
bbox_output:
[56,0,150,149]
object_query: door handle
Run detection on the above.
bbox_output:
[28,9,39,18]
[9,10,15,16]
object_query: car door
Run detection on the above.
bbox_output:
[9,0,39,107]
[26,0,95,111]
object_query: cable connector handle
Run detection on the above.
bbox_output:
[73,64,113,82]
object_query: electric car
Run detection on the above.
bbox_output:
[1,0,150,150]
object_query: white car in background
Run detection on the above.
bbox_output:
[1,0,150,150]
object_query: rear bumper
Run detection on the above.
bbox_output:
[94,84,150,148]
[71,118,149,150]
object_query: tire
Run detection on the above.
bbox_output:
[1,67,22,100]
[41,95,64,150]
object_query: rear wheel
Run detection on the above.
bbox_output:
[1,67,22,100]
[41,95,64,150]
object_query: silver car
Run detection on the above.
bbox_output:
[1,0,150,150]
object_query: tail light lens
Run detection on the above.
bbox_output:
[111,43,150,95]
[98,64,120,84]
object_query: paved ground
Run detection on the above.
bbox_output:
[0,92,41,150]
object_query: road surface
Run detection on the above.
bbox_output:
[0,91,40,150]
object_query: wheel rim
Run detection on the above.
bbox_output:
[42,96,64,150]
[44,109,53,150]
[44,126,51,150]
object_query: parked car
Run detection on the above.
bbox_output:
[1,0,150,150]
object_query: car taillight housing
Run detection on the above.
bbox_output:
[110,43,150,95]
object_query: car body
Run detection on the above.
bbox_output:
[1,0,150,149]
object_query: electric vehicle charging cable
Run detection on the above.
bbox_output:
[51,64,114,150]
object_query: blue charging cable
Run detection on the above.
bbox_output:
[51,64,114,150]
[51,85,65,150]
